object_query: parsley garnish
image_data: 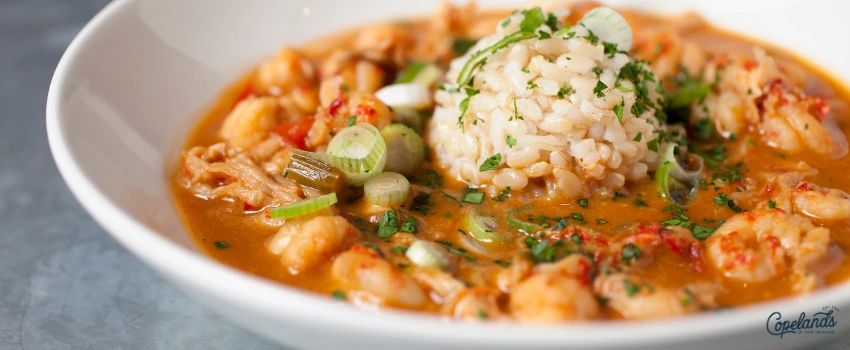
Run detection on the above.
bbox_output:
[633,198,648,207]
[557,83,574,99]
[694,118,712,139]
[714,193,743,212]
[577,198,589,209]
[506,135,516,148]
[494,259,512,267]
[620,243,643,265]
[214,241,230,249]
[377,210,400,238]
[331,290,346,300]
[768,199,776,209]
[401,217,417,233]
[570,212,586,223]
[411,192,432,215]
[613,98,624,123]
[593,80,608,97]
[391,245,409,254]
[436,241,477,261]
[462,191,485,204]
[596,219,608,225]
[624,279,641,297]
[492,186,511,201]
[633,132,642,142]
[346,116,356,126]
[479,154,502,171]
[509,99,525,121]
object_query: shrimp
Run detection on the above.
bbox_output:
[254,47,316,94]
[266,215,358,274]
[694,48,848,158]
[593,273,718,320]
[443,287,507,321]
[705,210,830,291]
[509,255,599,322]
[308,79,392,149]
[219,96,280,150]
[792,181,850,222]
[610,225,701,268]
[331,245,427,308]
[760,166,850,221]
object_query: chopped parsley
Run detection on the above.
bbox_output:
[400,217,418,233]
[633,132,642,142]
[596,219,608,225]
[411,192,432,215]
[494,259,512,267]
[593,80,608,97]
[214,241,230,249]
[509,99,525,121]
[768,199,777,209]
[348,214,368,231]
[492,186,511,201]
[436,241,477,261]
[526,80,539,90]
[521,66,530,73]
[694,118,713,139]
[506,135,517,148]
[377,210,400,238]
[479,154,502,171]
[345,116,356,127]
[557,83,574,99]
[714,193,743,212]
[576,198,589,209]
[613,99,624,123]
[633,198,648,207]
[452,38,478,56]
[331,290,346,300]
[462,190,485,204]
[620,243,643,265]
[592,66,603,77]
[624,279,641,297]
[570,212,586,223]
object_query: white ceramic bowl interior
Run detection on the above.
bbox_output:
[47,0,850,349]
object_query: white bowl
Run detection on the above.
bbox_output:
[47,0,850,349]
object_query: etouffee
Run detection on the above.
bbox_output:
[171,2,850,322]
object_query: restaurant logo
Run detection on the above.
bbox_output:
[766,306,839,338]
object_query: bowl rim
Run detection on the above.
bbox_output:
[45,0,850,346]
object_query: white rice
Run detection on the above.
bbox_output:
[428,12,663,197]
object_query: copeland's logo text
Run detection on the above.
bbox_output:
[766,306,839,338]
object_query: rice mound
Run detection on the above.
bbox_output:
[428,12,664,198]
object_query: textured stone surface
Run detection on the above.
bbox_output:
[1,0,849,349]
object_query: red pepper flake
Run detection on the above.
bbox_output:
[808,96,830,121]
[797,182,814,191]
[243,201,253,211]
[742,59,758,71]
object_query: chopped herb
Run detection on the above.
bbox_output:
[537,30,551,39]
[492,186,511,201]
[397,263,410,269]
[613,192,628,200]
[360,242,384,257]
[545,12,559,31]
[345,116,356,127]
[768,199,776,209]
[479,154,502,171]
[526,80,539,90]
[613,99,624,123]
[525,237,554,263]
[462,191,485,204]
[477,308,488,320]
[570,212,586,223]
[694,118,712,139]
[440,191,464,207]
[519,7,546,32]
[624,279,641,296]
[331,290,346,300]
[633,198,648,207]
[616,85,633,92]
[506,135,517,148]
[521,66,530,73]
[620,243,643,265]
[593,80,608,97]
[390,245,409,254]
[411,192,432,215]
[348,214,368,231]
[437,241,477,261]
[557,83,574,99]
[509,99,525,121]
[747,138,755,147]
[714,193,743,212]
[596,219,608,225]
[577,198,589,209]
[692,224,715,239]
[377,210,400,238]
[592,66,603,77]
[415,169,443,188]
[401,217,418,233]
[457,97,470,126]
[214,241,230,249]
[452,38,478,56]
[500,18,511,28]
[805,123,809,130]
[494,259,512,267]
[552,218,569,231]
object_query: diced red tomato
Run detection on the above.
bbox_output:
[273,117,315,150]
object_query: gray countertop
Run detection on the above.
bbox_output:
[1,0,850,349]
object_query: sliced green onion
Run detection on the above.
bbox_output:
[577,7,633,51]
[284,152,348,195]
[395,62,443,87]
[456,31,537,87]
[374,83,432,109]
[269,193,337,219]
[507,205,541,234]
[392,108,427,132]
[381,124,425,175]
[364,172,410,207]
[466,210,509,243]
[655,143,703,205]
[301,123,387,186]
[405,240,450,269]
